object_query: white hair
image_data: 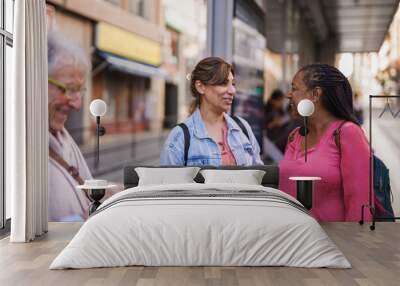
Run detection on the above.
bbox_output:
[47,31,89,77]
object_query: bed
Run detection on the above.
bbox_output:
[50,165,351,269]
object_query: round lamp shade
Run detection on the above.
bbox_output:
[90,99,107,117]
[297,99,315,117]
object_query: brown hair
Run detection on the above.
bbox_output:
[189,57,234,114]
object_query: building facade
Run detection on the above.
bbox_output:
[47,0,165,145]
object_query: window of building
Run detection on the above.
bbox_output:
[1,0,14,233]
[105,0,121,7]
[5,0,12,33]
[128,0,149,19]
[169,28,179,61]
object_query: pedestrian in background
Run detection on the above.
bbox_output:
[353,91,364,124]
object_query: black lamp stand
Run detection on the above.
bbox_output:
[95,116,106,169]
[304,116,308,162]
[296,180,314,210]
[88,188,106,215]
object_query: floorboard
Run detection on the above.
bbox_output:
[0,222,399,286]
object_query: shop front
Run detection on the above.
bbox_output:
[92,22,164,134]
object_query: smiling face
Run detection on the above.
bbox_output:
[287,71,313,115]
[48,63,85,134]
[198,71,236,113]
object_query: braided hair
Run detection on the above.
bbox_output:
[299,63,358,125]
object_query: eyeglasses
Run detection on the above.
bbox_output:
[48,78,87,98]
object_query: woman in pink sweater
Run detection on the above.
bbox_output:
[279,64,371,222]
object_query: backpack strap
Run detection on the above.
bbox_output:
[49,147,91,201]
[178,116,249,165]
[333,121,349,204]
[49,147,84,185]
[333,120,347,155]
[231,115,250,140]
[287,127,300,144]
[178,123,190,166]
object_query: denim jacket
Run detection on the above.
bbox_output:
[160,109,263,166]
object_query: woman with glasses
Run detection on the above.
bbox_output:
[47,32,92,222]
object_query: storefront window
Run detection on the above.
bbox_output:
[104,0,121,7]
[5,0,13,33]
[4,44,11,221]
[128,0,148,19]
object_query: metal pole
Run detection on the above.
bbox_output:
[369,95,372,209]
[280,0,287,92]
[206,0,233,62]
[364,95,400,229]
[95,116,100,169]
[0,0,4,229]
[369,95,375,230]
[304,116,308,162]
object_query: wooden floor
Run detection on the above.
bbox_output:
[0,222,399,286]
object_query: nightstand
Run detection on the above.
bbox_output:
[76,180,116,215]
[289,176,321,210]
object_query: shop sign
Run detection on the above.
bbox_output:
[96,22,161,66]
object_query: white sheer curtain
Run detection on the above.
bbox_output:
[7,0,48,242]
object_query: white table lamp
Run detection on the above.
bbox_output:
[297,99,315,162]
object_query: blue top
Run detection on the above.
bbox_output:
[160,109,263,166]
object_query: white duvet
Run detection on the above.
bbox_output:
[50,183,351,269]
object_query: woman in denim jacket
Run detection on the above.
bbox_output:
[160,57,263,166]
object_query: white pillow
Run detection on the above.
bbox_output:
[200,169,266,185]
[135,167,200,186]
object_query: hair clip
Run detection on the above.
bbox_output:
[186,73,192,81]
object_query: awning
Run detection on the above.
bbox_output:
[322,0,400,52]
[266,0,400,53]
[97,51,169,79]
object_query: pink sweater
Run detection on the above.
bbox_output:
[279,120,372,222]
